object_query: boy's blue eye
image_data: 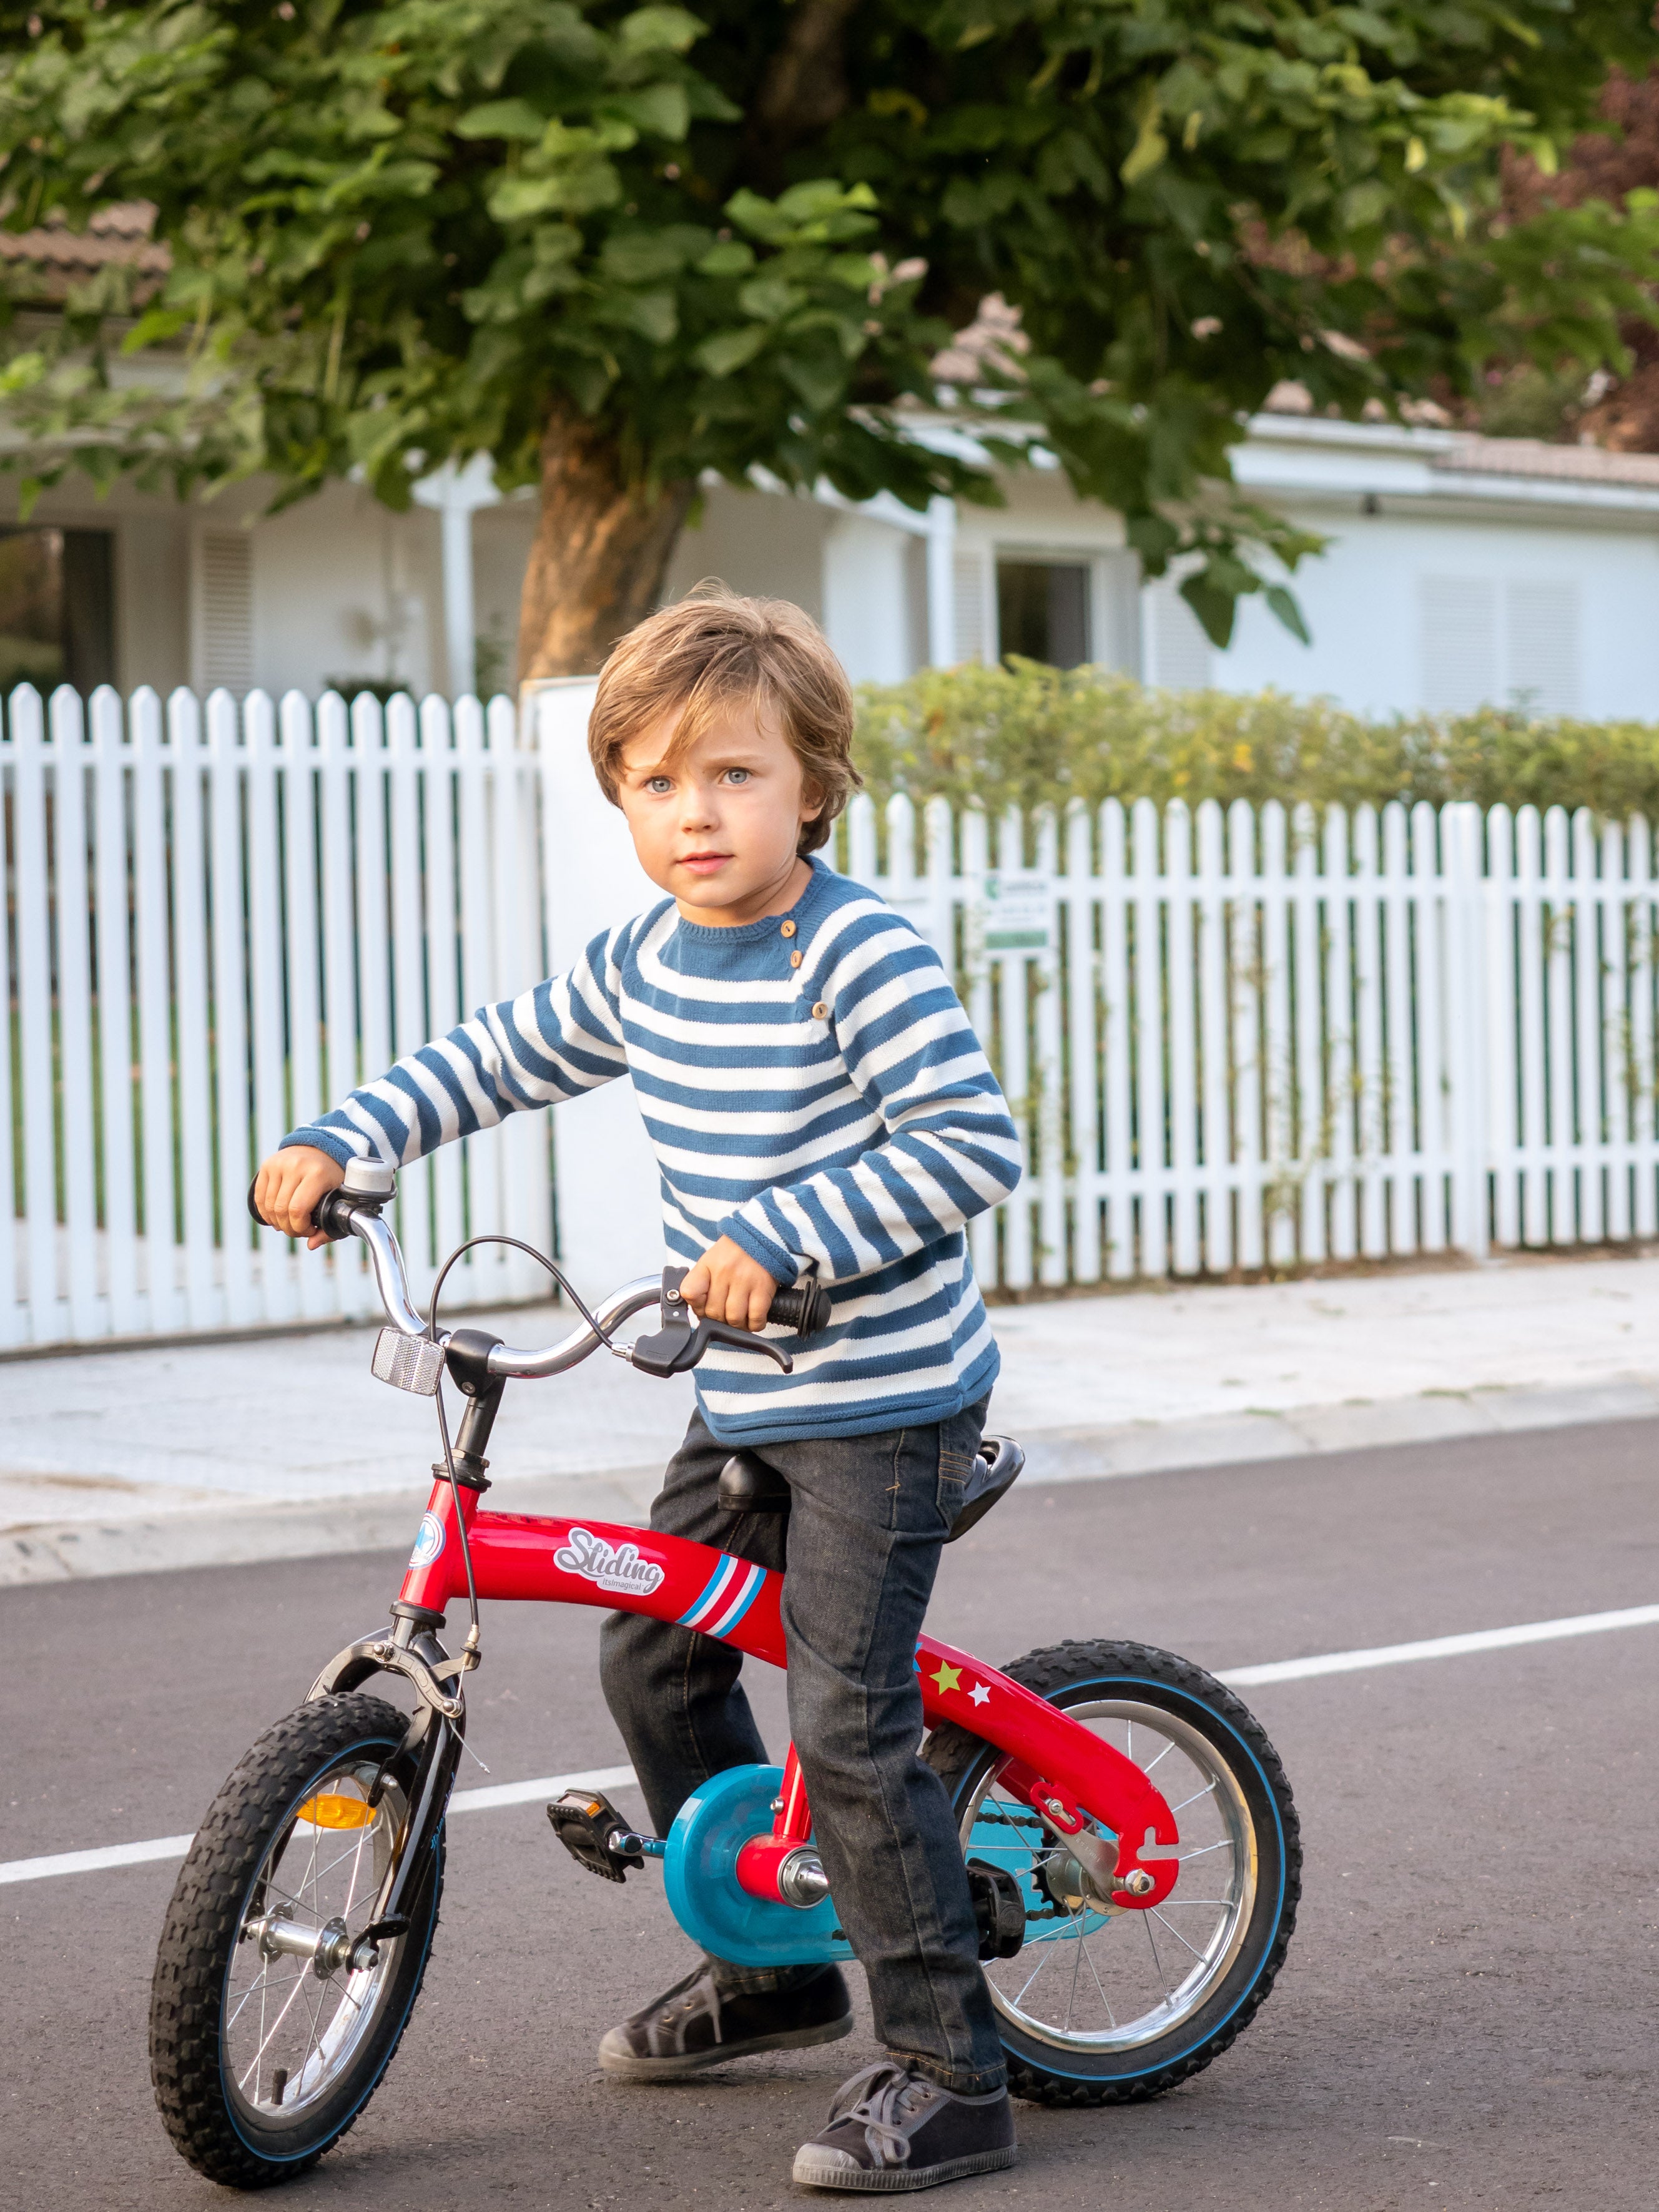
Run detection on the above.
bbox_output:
[726,768,751,785]
[647,777,673,794]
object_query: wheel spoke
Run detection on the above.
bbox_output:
[1142,1907,1171,2000]
[1169,1779,1218,1814]
[1149,1906,1211,1964]
[239,1964,315,2095]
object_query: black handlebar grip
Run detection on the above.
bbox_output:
[245,1176,352,1242]
[767,1279,831,1337]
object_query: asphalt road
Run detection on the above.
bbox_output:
[6,1417,1659,2211]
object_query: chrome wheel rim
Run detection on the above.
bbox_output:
[960,1698,1256,2054]
[222,1756,408,2126]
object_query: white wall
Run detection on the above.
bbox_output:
[662,481,829,621]
[1217,507,1659,720]
[250,481,445,699]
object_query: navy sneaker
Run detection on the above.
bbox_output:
[598,1959,852,2080]
[792,2060,1017,2191]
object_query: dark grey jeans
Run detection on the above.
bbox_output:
[598,1396,1006,2096]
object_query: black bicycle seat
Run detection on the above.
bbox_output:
[714,1436,1025,1537]
[945,1436,1025,1543]
[717,1450,792,1515]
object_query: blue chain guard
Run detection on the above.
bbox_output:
[662,1764,852,1969]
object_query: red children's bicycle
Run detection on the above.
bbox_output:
[149,1159,1302,2189]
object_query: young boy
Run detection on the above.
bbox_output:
[255,588,1023,2192]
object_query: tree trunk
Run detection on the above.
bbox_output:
[516,406,695,682]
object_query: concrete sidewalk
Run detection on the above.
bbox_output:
[6,1247,1659,1584]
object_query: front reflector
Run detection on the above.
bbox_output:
[295,1793,378,1831]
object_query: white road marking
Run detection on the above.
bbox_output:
[1218,1601,1659,1686]
[0,1764,639,1888]
[7,1600,1659,1889]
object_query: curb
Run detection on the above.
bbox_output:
[4,1375,1658,1590]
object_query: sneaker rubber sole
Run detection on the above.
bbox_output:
[599,2009,852,2081]
[790,2145,1019,2192]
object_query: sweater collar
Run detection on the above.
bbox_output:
[669,855,834,948]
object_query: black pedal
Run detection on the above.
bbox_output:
[546,1788,645,1883]
[967,1859,1026,1960]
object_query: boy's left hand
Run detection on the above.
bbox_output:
[681,1236,781,1334]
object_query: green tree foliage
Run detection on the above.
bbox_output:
[854,659,1659,823]
[1,1,1657,671]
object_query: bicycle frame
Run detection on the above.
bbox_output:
[390,1465,1181,1912]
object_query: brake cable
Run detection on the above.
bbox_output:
[423,1234,621,1653]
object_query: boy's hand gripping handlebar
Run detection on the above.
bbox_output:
[628,1266,829,1378]
[247,1166,830,1384]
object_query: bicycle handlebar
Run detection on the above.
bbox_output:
[246,1170,829,1380]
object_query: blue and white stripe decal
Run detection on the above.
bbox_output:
[678,1556,766,1639]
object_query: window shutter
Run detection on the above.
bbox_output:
[194,530,254,696]
[1146,578,1213,689]
[1505,580,1579,714]
[952,548,988,664]
[1419,576,1496,712]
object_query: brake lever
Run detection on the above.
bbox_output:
[629,1315,793,1379]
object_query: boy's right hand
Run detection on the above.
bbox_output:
[254,1146,345,1249]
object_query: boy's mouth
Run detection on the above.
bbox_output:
[678,851,732,875]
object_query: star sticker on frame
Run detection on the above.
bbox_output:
[931,1661,962,1693]
[968,1683,990,1706]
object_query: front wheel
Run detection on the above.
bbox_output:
[926,1639,1300,2105]
[150,1693,444,2188]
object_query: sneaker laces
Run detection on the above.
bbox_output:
[826,2062,935,2168]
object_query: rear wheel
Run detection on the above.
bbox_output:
[926,1639,1299,2105]
[150,1693,444,2188]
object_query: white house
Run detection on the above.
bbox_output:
[6,389,1658,715]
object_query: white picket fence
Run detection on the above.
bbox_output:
[1,683,549,1349]
[843,790,1659,1289]
[5,679,1659,1350]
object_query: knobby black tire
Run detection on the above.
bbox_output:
[925,1638,1301,2108]
[150,1693,444,2189]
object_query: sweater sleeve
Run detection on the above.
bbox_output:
[280,924,629,1167]
[716,914,1022,1286]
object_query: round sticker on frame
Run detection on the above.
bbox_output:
[409,1512,446,1570]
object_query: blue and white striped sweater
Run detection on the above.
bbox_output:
[283,859,1022,1443]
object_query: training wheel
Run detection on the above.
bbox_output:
[662,1764,852,1970]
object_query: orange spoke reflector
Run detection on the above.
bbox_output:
[295,1792,377,1831]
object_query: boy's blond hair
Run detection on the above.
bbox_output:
[588,584,861,856]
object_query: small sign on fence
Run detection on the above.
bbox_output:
[980,872,1053,953]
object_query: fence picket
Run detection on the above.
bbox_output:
[51,689,99,1338]
[1196,799,1230,1274]
[1227,801,1262,1272]
[1131,797,1166,1278]
[12,688,57,1336]
[90,687,138,1336]
[209,686,255,1329]
[1165,802,1199,1276]
[1632,818,1657,1238]
[1099,800,1133,1281]
[279,691,329,1322]
[1064,802,1101,1284]
[1382,802,1414,1257]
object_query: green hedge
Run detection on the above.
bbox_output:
[852,661,1659,822]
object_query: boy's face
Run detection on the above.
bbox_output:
[616,704,821,924]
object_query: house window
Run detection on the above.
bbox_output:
[995,558,1091,667]
[0,526,116,695]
